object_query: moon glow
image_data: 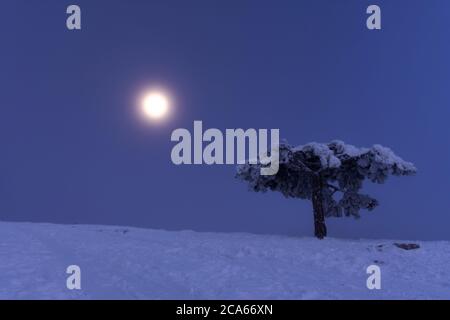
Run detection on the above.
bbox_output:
[141,92,170,121]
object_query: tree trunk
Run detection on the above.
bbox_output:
[311,174,327,239]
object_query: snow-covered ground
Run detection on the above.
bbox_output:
[0,222,449,300]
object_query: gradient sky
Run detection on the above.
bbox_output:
[1,0,449,240]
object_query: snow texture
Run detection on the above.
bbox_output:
[0,222,448,300]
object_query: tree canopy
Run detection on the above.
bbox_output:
[237,140,417,223]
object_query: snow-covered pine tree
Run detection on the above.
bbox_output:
[236,140,417,239]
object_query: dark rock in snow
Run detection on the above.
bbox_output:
[394,243,420,250]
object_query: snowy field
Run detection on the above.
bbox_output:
[0,222,449,300]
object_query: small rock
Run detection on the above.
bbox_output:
[394,243,420,250]
[114,228,130,234]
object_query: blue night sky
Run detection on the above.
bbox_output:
[1,0,449,240]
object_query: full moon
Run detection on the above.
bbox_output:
[141,92,170,120]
